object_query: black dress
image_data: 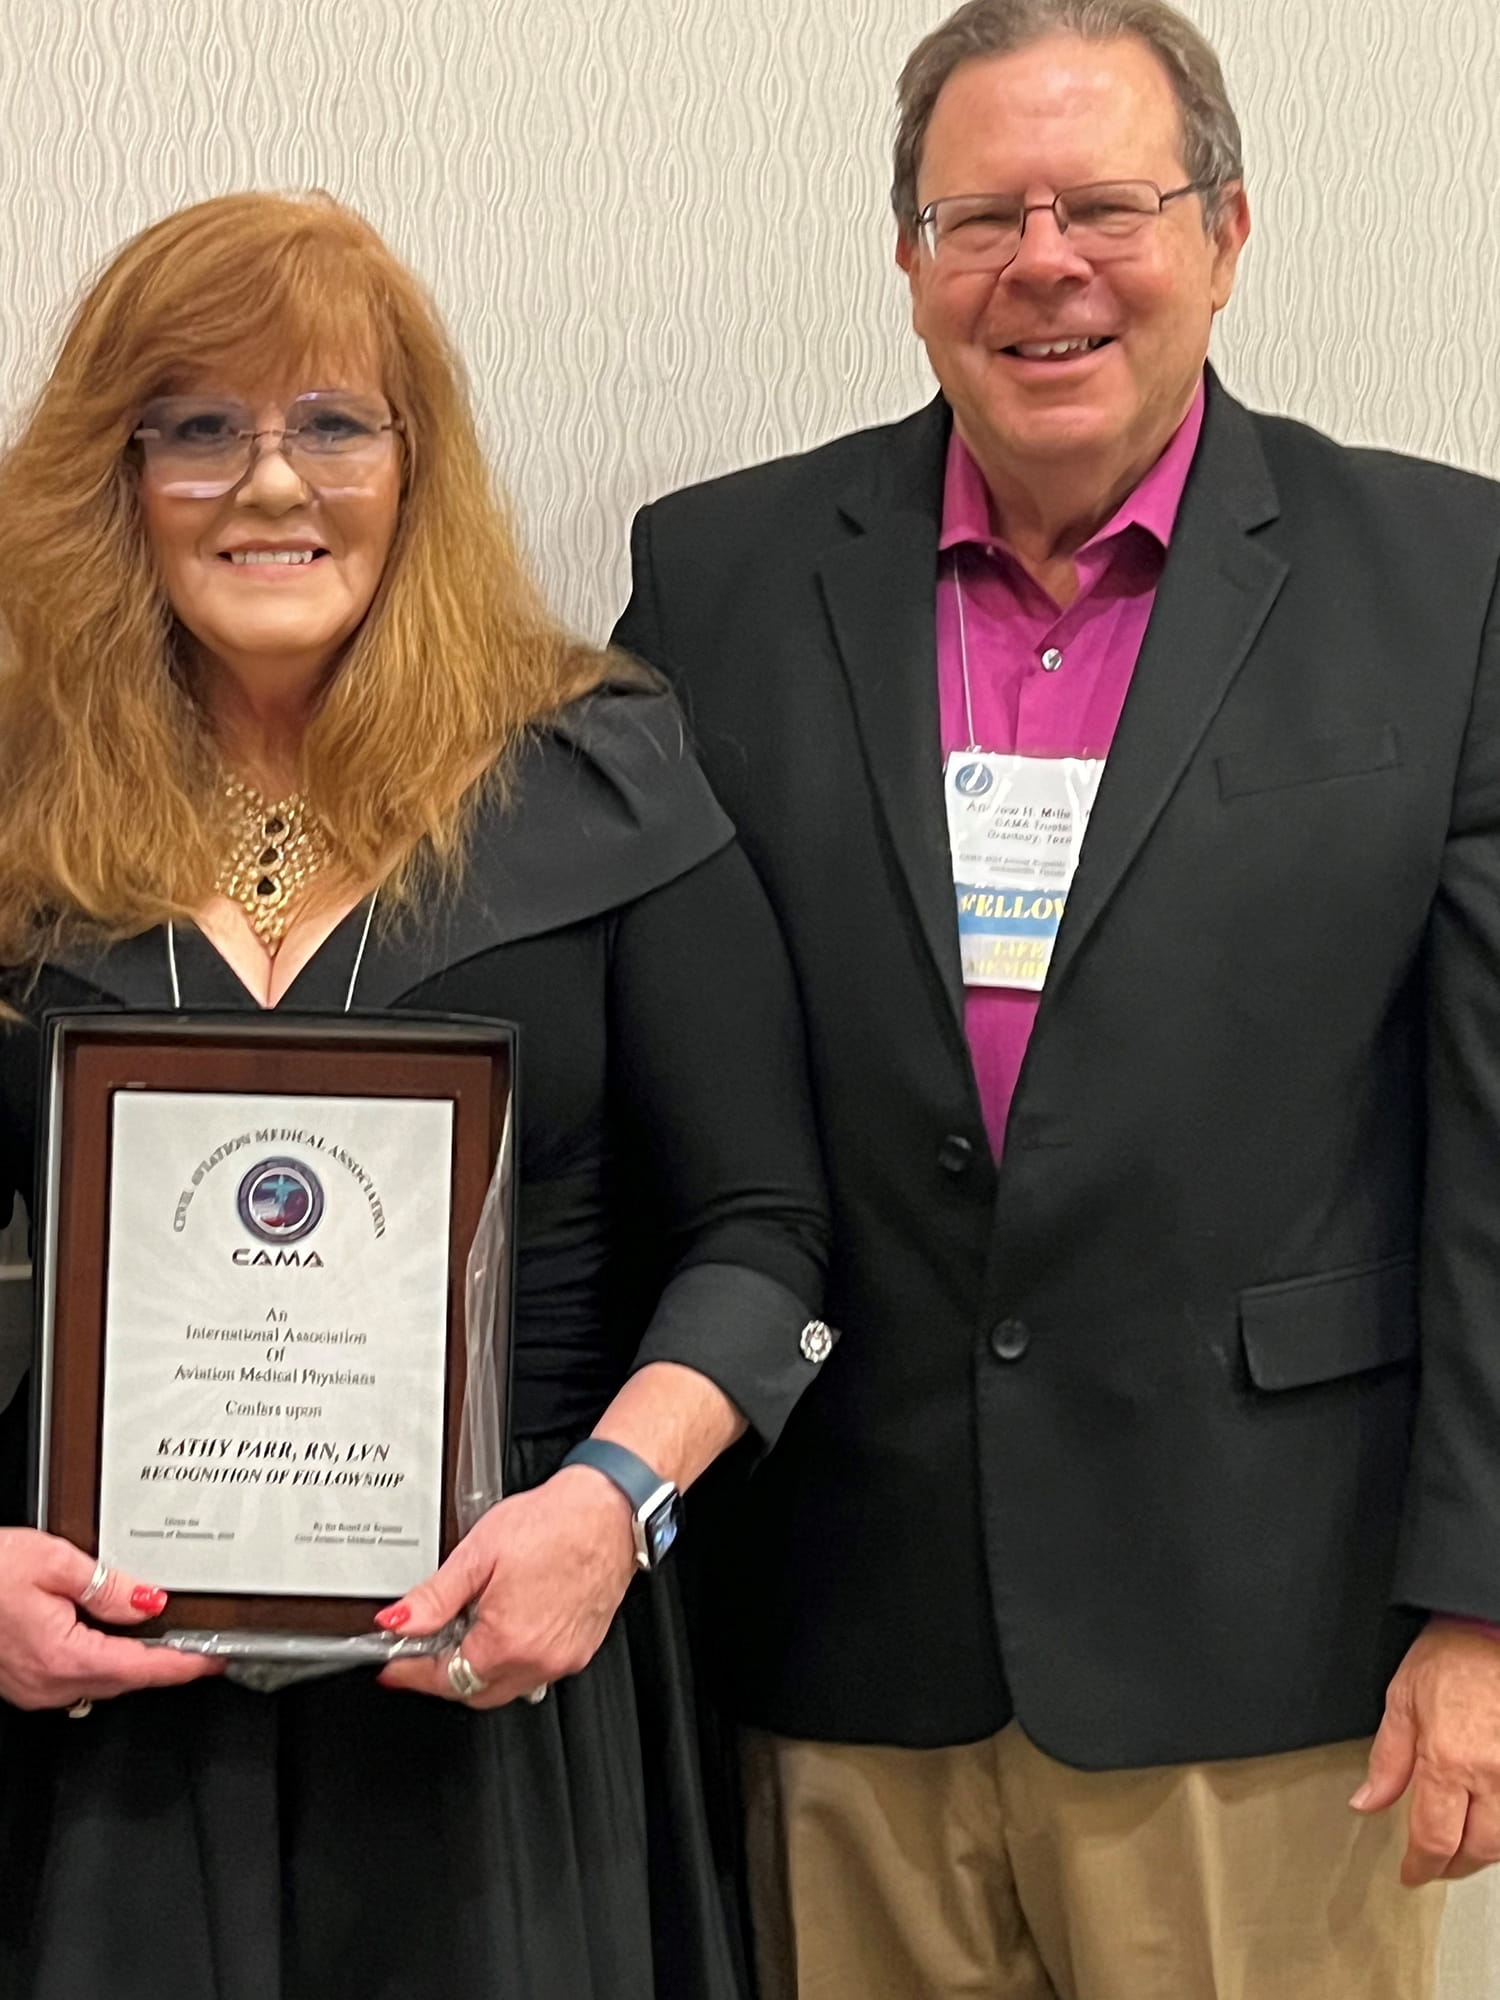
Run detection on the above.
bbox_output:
[0,688,828,2000]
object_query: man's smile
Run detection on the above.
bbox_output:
[1001,334,1114,360]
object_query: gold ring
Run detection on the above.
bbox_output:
[66,1698,94,1720]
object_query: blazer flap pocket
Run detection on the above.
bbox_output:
[1240,1257,1416,1391]
[1216,726,1398,802]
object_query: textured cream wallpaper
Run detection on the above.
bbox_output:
[0,0,937,642]
[3,0,1499,646]
[1,0,1498,1986]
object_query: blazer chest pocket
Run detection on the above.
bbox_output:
[1216,725,1398,802]
[1239,1256,1416,1391]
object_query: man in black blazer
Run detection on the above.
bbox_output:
[614,2,1500,1993]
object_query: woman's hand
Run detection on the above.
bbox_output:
[0,1527,222,1710]
[374,1467,640,1709]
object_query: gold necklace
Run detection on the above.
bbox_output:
[215,777,331,952]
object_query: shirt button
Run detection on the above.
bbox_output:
[989,1318,1031,1362]
[1041,647,1063,673]
[938,1134,975,1175]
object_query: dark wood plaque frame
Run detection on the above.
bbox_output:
[33,1012,515,1639]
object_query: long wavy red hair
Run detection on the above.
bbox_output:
[0,191,608,963]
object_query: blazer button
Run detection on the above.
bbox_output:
[989,1318,1031,1362]
[938,1134,975,1175]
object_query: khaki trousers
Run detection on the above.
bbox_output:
[742,1724,1445,2000]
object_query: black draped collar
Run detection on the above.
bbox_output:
[46,686,732,1014]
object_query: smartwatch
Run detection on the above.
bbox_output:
[560,1438,683,1571]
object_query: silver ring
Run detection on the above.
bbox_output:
[446,1650,487,1701]
[66,1698,93,1720]
[526,1683,549,1705]
[77,1558,109,1607]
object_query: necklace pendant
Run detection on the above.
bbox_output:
[216,777,329,952]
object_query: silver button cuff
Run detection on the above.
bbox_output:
[799,1319,836,1364]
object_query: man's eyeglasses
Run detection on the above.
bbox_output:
[132,391,401,498]
[914,180,1220,273]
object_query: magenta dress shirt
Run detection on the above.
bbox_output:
[937,382,1206,1156]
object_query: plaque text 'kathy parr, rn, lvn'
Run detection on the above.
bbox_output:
[98,1091,454,1598]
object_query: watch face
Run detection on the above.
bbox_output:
[644,1493,682,1566]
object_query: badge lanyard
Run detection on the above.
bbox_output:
[945,564,1102,992]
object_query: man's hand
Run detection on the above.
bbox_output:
[1353,1618,1500,1884]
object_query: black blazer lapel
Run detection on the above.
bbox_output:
[1043,378,1289,1002]
[816,397,966,1021]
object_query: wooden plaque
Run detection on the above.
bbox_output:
[33,1012,514,1641]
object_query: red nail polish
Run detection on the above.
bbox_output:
[374,1603,411,1631]
[131,1586,168,1615]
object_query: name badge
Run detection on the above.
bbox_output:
[944,752,1103,990]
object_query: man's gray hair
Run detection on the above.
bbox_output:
[891,0,1243,231]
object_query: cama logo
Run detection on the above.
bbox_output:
[954,761,994,798]
[235,1158,326,1269]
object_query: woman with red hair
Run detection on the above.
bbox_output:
[0,192,827,1999]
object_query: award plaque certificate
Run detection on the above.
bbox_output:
[101,1087,453,1598]
[33,1014,514,1639]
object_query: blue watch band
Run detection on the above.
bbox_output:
[560,1448,684,1568]
[560,1438,665,1511]
[560,1438,683,1571]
